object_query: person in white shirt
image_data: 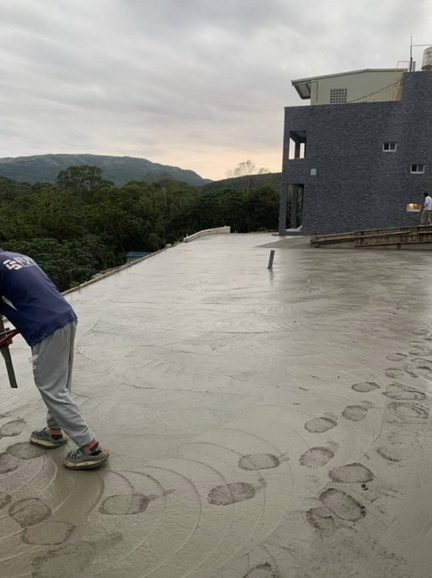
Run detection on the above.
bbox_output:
[420,193,432,225]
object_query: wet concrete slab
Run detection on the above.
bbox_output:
[1,233,432,577]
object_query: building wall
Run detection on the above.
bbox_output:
[281,71,432,235]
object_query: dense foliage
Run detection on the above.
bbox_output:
[0,167,283,291]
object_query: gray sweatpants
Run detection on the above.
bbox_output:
[31,321,95,448]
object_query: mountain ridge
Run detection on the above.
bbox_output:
[0,153,212,187]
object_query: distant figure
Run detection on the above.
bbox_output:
[0,250,109,470]
[420,193,432,225]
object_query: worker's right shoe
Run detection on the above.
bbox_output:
[29,427,68,449]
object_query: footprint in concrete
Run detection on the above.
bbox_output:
[408,341,428,355]
[99,493,150,515]
[329,463,374,484]
[7,442,44,460]
[387,402,429,420]
[208,481,261,506]
[244,562,279,577]
[411,329,429,337]
[238,453,280,471]
[32,541,96,578]
[0,419,25,438]
[299,447,335,468]
[304,417,337,433]
[352,382,380,393]
[319,488,366,522]
[31,532,123,578]
[0,491,12,510]
[410,356,432,367]
[383,383,426,401]
[376,446,402,462]
[9,498,51,528]
[306,506,338,535]
[22,521,75,545]
[386,353,407,362]
[0,451,21,473]
[342,405,368,422]
[385,368,405,379]
[404,360,432,378]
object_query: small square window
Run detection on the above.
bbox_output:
[411,164,425,174]
[383,142,397,152]
[330,88,347,104]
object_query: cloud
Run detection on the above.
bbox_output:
[0,0,430,179]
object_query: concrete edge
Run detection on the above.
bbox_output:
[63,226,232,296]
[183,226,231,243]
[62,245,171,296]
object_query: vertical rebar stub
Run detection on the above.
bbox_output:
[267,250,275,269]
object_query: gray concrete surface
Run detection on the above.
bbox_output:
[1,233,432,577]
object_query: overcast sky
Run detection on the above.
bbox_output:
[0,0,431,181]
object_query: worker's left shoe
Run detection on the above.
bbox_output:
[63,443,109,470]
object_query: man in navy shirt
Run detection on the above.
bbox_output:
[0,250,109,470]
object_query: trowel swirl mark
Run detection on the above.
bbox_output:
[304,417,337,433]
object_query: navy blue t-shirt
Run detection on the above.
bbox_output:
[0,251,77,347]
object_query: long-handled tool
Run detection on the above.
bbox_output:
[0,317,19,388]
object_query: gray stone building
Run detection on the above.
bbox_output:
[279,64,432,235]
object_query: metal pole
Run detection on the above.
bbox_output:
[267,250,275,269]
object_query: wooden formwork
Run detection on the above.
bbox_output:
[310,226,432,249]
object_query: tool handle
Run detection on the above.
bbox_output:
[0,317,18,388]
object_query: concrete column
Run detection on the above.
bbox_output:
[279,183,288,235]
[290,186,298,229]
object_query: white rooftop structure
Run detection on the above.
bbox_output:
[292,68,407,104]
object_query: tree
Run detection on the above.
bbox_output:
[225,160,270,193]
[225,160,269,178]
[56,165,114,200]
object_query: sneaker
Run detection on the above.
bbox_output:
[63,443,109,470]
[30,427,68,449]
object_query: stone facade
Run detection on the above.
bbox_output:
[280,71,432,235]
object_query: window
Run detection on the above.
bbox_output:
[406,203,422,212]
[288,131,307,159]
[330,88,347,104]
[411,164,425,174]
[383,142,397,152]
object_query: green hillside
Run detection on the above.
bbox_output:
[0,154,211,187]
[200,172,281,192]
